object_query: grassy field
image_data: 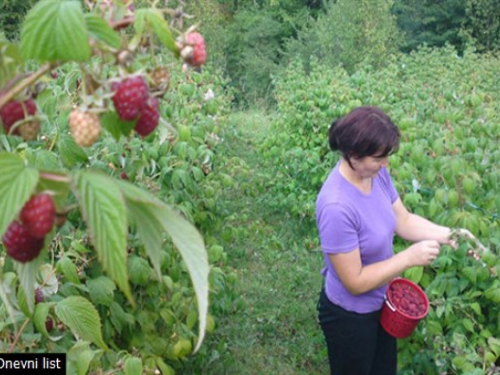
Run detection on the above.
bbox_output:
[185,110,328,374]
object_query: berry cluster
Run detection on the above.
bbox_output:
[2,194,55,263]
[112,75,160,137]
[177,32,207,68]
[387,281,427,318]
[0,98,41,141]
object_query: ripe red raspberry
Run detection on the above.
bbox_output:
[112,76,150,121]
[20,194,56,239]
[2,221,45,263]
[69,109,102,147]
[183,32,206,67]
[134,97,160,137]
[0,98,37,134]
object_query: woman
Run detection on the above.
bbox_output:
[315,106,455,374]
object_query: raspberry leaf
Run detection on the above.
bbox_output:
[0,39,22,89]
[33,301,54,337]
[116,180,208,353]
[0,152,39,239]
[58,134,90,168]
[84,13,121,50]
[20,0,91,63]
[55,296,108,350]
[87,276,116,307]
[71,170,131,306]
[14,256,45,313]
[100,111,136,141]
[135,9,177,54]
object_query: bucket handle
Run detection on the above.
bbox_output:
[385,297,396,312]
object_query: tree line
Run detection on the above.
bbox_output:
[2,0,500,103]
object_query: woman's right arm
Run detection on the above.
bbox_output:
[328,240,440,295]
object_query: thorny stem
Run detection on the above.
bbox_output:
[0,63,54,109]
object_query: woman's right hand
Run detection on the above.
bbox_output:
[405,240,441,267]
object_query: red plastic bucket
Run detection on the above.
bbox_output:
[380,278,429,339]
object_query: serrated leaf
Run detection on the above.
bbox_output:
[485,283,500,303]
[84,13,121,50]
[116,180,208,353]
[124,357,143,375]
[56,256,81,284]
[55,296,108,349]
[123,202,163,281]
[59,134,89,168]
[33,302,52,337]
[0,152,39,237]
[71,170,132,305]
[87,276,115,306]
[100,111,136,141]
[20,0,91,62]
[67,341,97,375]
[135,9,177,53]
[403,266,423,283]
[128,256,152,285]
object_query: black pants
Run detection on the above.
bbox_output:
[317,288,397,375]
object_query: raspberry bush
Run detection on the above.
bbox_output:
[0,1,232,373]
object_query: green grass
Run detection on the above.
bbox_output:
[184,110,328,374]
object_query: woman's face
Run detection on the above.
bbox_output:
[350,154,389,178]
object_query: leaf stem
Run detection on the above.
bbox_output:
[8,318,30,353]
[0,63,54,109]
[39,172,71,184]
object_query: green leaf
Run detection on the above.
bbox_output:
[55,296,108,349]
[17,285,31,319]
[485,283,500,303]
[58,134,89,168]
[0,39,23,88]
[71,170,132,305]
[33,302,52,337]
[14,256,45,313]
[135,9,177,53]
[123,201,163,281]
[67,341,97,375]
[87,276,116,306]
[84,13,121,50]
[124,357,143,375]
[128,256,152,285]
[116,180,209,352]
[0,272,19,331]
[100,111,136,141]
[0,153,39,237]
[20,0,91,62]
[470,302,481,316]
[403,266,423,283]
[56,256,81,284]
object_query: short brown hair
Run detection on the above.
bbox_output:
[328,106,400,161]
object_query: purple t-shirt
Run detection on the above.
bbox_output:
[316,163,399,313]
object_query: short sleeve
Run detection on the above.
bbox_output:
[317,203,359,254]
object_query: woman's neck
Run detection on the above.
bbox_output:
[338,159,372,193]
